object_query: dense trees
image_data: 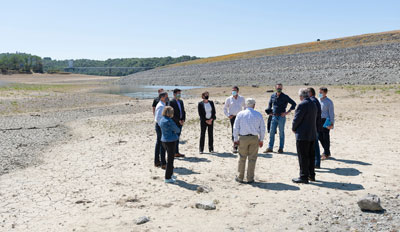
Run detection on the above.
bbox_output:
[43,55,200,76]
[0,53,43,74]
[0,53,199,76]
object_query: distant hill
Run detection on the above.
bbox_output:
[120,30,400,86]
[168,30,400,67]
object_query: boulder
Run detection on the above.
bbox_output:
[357,194,383,211]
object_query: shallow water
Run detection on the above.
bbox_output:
[96,85,202,99]
[0,80,10,87]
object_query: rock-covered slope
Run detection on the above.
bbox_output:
[120,42,400,87]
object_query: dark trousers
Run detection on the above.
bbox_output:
[199,120,214,152]
[315,133,321,167]
[296,140,316,180]
[230,116,237,148]
[162,141,176,179]
[155,123,166,165]
[175,124,182,154]
[318,118,331,156]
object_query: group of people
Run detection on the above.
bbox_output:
[152,85,334,184]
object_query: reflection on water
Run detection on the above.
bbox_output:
[96,85,202,99]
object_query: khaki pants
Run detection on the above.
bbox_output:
[237,135,259,182]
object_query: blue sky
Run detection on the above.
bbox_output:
[1,0,399,60]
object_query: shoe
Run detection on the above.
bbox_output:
[235,177,244,183]
[292,178,309,184]
[321,154,331,160]
[247,180,255,184]
[277,149,284,154]
[165,179,176,184]
[161,165,166,170]
[171,175,177,180]
[315,165,321,169]
[154,163,161,168]
[199,151,204,154]
[232,148,238,153]
[209,149,214,153]
[175,153,185,158]
[308,176,316,181]
[264,148,273,153]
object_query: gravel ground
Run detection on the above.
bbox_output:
[0,91,142,176]
[119,43,400,87]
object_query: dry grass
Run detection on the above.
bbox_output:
[167,30,400,67]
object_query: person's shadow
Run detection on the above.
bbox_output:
[209,152,237,158]
[175,179,199,191]
[316,167,361,176]
[329,157,372,166]
[250,182,300,191]
[281,151,297,156]
[174,167,200,175]
[309,180,364,191]
[180,157,211,163]
[258,153,273,158]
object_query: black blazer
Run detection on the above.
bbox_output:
[198,101,216,121]
[310,96,322,132]
[292,97,317,141]
[169,99,186,125]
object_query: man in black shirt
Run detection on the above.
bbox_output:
[265,84,297,153]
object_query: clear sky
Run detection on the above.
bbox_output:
[1,0,399,60]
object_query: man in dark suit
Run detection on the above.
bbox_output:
[292,88,317,184]
[308,87,322,169]
[198,91,216,153]
[169,88,186,157]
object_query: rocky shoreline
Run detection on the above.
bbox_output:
[119,43,400,87]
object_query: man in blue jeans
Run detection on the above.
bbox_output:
[154,92,168,168]
[264,84,297,153]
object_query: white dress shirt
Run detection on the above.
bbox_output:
[233,108,266,142]
[204,102,212,119]
[154,101,166,125]
[224,95,246,117]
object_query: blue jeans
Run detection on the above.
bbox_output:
[155,123,166,165]
[315,133,321,167]
[268,116,286,150]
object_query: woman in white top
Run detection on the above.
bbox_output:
[198,91,216,153]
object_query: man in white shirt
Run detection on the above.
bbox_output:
[233,98,265,184]
[224,86,246,153]
[154,92,168,168]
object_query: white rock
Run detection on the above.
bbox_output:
[195,201,216,210]
[135,216,150,225]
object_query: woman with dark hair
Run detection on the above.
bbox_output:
[198,91,216,154]
[159,106,180,183]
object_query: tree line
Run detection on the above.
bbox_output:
[0,53,199,76]
[43,56,199,76]
[0,53,43,74]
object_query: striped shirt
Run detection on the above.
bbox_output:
[233,108,266,142]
